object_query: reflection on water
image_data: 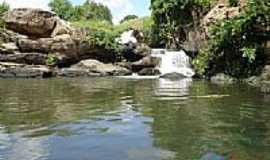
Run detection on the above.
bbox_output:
[0,78,269,160]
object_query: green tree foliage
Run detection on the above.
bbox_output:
[150,0,216,48]
[193,0,269,77]
[80,0,112,23]
[0,2,9,15]
[49,0,112,23]
[0,2,9,29]
[120,15,138,23]
[49,0,73,20]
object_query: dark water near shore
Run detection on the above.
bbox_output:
[0,78,269,160]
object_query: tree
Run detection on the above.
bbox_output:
[81,0,112,23]
[0,2,9,16]
[49,0,73,20]
[150,0,215,49]
[120,15,138,23]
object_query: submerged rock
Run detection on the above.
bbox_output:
[200,152,226,160]
[211,73,237,84]
[138,68,160,76]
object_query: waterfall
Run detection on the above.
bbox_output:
[152,49,195,78]
[117,30,137,45]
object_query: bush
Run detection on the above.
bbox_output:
[46,54,58,66]
[193,0,269,77]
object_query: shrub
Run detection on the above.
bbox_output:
[193,0,269,77]
[46,54,58,66]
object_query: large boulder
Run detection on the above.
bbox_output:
[3,8,57,38]
[131,56,160,72]
[122,43,151,62]
[17,34,78,65]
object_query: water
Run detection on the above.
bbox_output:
[151,49,195,78]
[117,30,137,45]
[0,78,269,160]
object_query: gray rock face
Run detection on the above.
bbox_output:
[138,68,160,76]
[131,56,160,72]
[0,42,19,54]
[58,59,131,77]
[0,62,53,78]
[3,8,57,38]
[123,43,151,62]
[18,34,78,61]
[0,53,47,65]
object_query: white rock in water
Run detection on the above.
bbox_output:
[117,30,137,45]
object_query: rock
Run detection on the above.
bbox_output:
[244,76,261,86]
[211,73,237,84]
[72,59,132,76]
[51,17,73,37]
[58,59,132,77]
[200,152,226,160]
[17,34,78,64]
[0,62,53,78]
[260,65,270,81]
[57,68,102,77]
[131,56,160,72]
[160,72,190,79]
[0,42,19,54]
[0,29,29,46]
[261,81,270,93]
[3,8,57,38]
[138,68,160,76]
[0,53,47,65]
[123,43,151,62]
[202,2,241,36]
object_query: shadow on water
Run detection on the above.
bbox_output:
[0,78,269,160]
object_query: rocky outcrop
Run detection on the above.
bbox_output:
[131,56,160,72]
[58,59,132,77]
[138,68,160,76]
[0,8,126,78]
[0,62,53,78]
[2,8,58,38]
[0,53,47,65]
[122,43,151,62]
[202,1,243,36]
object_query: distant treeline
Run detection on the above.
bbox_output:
[49,0,113,23]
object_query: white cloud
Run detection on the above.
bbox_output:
[0,0,50,10]
[0,0,135,23]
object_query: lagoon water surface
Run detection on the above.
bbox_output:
[0,78,269,160]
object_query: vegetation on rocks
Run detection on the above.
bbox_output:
[120,15,138,23]
[193,0,269,77]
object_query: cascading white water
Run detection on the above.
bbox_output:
[117,30,137,45]
[152,49,195,78]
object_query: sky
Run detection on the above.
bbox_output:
[0,0,151,23]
